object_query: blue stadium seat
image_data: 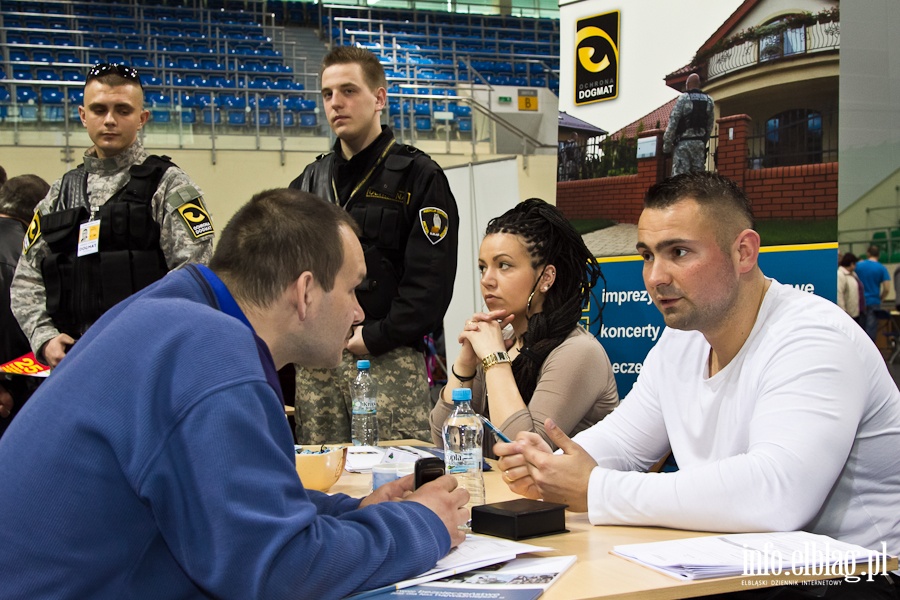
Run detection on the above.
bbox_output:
[276,111,295,127]
[67,88,84,106]
[202,108,221,125]
[146,92,172,107]
[129,57,154,69]
[283,97,303,112]
[28,34,51,46]
[458,117,472,134]
[184,75,206,88]
[392,116,412,130]
[176,57,198,70]
[299,113,317,129]
[152,109,171,123]
[227,110,247,126]
[179,92,203,109]
[180,109,197,124]
[32,49,55,63]
[16,86,38,103]
[247,77,273,90]
[35,68,58,81]
[140,74,163,87]
[13,66,33,80]
[415,116,432,133]
[0,87,11,121]
[253,110,272,127]
[222,94,246,109]
[272,78,293,91]
[200,58,224,71]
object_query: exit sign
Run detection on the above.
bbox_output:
[499,96,512,104]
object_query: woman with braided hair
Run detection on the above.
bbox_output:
[429,198,618,458]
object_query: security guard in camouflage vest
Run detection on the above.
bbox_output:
[663,73,715,176]
[11,64,214,368]
[289,46,458,444]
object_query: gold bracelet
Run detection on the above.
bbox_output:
[481,351,511,371]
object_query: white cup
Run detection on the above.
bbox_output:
[372,462,415,490]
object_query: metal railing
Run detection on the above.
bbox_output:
[706,19,840,81]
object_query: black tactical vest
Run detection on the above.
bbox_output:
[300,146,421,320]
[40,156,173,337]
[676,91,712,142]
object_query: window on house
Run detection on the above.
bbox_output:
[764,109,822,167]
[759,17,807,62]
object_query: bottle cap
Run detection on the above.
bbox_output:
[451,388,472,402]
[357,359,370,369]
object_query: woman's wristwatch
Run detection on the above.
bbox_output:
[481,351,511,371]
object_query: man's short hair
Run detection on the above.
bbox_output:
[208,189,359,308]
[867,245,882,259]
[0,174,50,222]
[320,45,387,92]
[644,172,755,250]
[84,64,145,109]
[839,252,858,268]
[0,165,7,187]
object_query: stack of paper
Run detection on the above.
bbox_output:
[612,531,888,581]
[347,534,555,599]
[383,555,576,599]
[345,446,433,473]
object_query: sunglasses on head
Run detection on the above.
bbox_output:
[86,63,142,87]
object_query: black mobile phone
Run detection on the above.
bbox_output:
[414,457,445,489]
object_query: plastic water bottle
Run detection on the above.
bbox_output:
[350,360,378,446]
[442,388,485,508]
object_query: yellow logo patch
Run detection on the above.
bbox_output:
[177,200,214,239]
[419,207,449,245]
[23,211,41,254]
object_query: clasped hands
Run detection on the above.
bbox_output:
[493,417,598,513]
[456,310,515,374]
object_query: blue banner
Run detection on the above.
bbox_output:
[585,244,838,395]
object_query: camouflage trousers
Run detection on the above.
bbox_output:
[671,140,708,175]
[294,345,433,445]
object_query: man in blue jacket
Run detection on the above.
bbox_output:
[0,188,469,600]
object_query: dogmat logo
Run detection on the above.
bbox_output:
[574,10,619,106]
[177,200,214,239]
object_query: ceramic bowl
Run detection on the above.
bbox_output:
[294,445,347,492]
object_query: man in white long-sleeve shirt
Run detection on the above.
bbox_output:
[496,172,900,598]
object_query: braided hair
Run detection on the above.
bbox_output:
[484,198,605,404]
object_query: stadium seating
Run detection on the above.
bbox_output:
[1,0,561,131]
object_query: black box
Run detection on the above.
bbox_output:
[471,498,568,540]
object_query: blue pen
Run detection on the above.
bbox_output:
[480,415,512,442]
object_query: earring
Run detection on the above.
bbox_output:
[526,291,535,314]
[542,287,548,292]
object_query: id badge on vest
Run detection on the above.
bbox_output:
[77,219,100,257]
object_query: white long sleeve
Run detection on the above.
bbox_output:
[572,280,900,551]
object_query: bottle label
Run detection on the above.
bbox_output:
[353,396,377,415]
[445,449,481,473]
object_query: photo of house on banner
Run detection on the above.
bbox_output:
[557,0,843,396]
[558,0,840,258]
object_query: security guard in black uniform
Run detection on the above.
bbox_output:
[289,46,459,444]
